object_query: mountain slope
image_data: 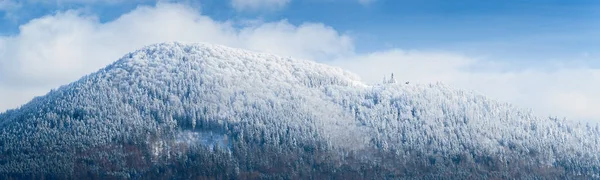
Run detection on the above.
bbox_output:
[1,42,599,179]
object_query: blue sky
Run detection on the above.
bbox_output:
[0,0,599,121]
[2,0,599,65]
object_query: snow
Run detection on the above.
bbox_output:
[175,130,228,150]
[0,42,599,178]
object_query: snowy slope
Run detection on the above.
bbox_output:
[0,42,599,179]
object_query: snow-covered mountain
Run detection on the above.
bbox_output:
[1,42,599,179]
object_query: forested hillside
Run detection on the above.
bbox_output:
[1,42,599,179]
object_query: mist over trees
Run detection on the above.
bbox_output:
[0,42,599,179]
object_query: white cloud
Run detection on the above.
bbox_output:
[332,50,600,122]
[0,86,53,112]
[231,0,290,11]
[0,2,351,111]
[0,2,598,123]
[239,20,353,60]
[0,0,20,11]
[330,50,473,84]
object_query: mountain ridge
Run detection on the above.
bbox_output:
[0,42,599,179]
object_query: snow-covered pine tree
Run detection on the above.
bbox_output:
[0,42,598,179]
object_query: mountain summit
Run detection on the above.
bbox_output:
[1,42,599,179]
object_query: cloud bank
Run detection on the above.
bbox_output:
[0,3,351,112]
[332,50,600,122]
[0,2,598,123]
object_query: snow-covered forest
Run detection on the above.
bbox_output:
[0,42,599,179]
